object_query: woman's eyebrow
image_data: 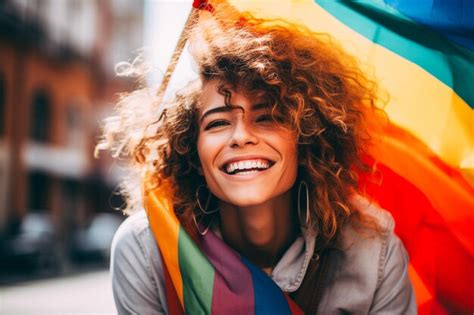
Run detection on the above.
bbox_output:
[200,103,269,123]
[200,105,241,123]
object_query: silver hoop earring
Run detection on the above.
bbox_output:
[192,212,211,236]
[298,180,310,227]
[196,185,219,214]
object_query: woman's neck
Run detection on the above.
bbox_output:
[218,191,298,271]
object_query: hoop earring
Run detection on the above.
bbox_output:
[192,212,212,236]
[196,185,219,214]
[298,180,310,227]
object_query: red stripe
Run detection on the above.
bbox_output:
[163,258,185,315]
[284,293,304,315]
[360,161,474,312]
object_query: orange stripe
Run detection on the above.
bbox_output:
[408,264,432,307]
[143,179,185,307]
[368,124,474,256]
[381,123,473,194]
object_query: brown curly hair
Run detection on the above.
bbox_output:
[96,11,383,246]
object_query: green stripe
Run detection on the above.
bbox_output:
[315,0,474,109]
[178,228,214,313]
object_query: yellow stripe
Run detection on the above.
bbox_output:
[228,0,474,172]
[144,180,184,306]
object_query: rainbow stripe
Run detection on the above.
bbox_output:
[225,0,474,313]
[144,181,303,314]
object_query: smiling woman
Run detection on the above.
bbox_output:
[96,5,416,315]
[198,80,298,208]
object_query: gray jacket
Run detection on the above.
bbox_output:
[110,197,417,314]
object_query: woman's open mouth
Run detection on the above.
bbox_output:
[221,158,275,175]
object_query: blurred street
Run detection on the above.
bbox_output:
[0,2,139,312]
[0,269,115,315]
[0,1,189,313]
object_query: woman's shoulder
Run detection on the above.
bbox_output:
[340,195,399,277]
[112,210,152,245]
[317,195,416,314]
[110,210,168,314]
[111,209,162,268]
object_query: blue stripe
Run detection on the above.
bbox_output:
[384,0,474,51]
[241,257,292,315]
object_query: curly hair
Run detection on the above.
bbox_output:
[97,11,383,246]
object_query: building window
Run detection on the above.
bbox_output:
[27,171,51,211]
[30,89,51,142]
[0,73,5,135]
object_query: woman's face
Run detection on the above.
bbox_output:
[197,80,298,208]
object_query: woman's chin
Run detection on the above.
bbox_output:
[223,192,271,208]
[219,186,290,209]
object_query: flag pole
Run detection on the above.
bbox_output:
[155,8,199,104]
[155,0,214,103]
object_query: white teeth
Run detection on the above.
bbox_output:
[237,170,259,175]
[225,159,271,174]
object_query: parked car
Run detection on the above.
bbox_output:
[70,213,123,263]
[0,213,60,275]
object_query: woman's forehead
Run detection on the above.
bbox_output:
[199,79,268,110]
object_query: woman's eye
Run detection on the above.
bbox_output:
[204,119,230,130]
[255,114,272,123]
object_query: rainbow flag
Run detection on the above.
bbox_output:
[145,0,474,313]
[218,0,473,313]
[144,181,303,314]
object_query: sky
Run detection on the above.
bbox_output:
[144,0,198,100]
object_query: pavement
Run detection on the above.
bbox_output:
[0,269,116,315]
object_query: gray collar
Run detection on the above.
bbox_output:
[213,226,316,292]
[271,231,316,292]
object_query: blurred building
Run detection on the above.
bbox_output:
[0,0,144,263]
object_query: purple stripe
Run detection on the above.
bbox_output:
[200,230,255,314]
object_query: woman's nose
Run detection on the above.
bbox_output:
[229,120,259,148]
